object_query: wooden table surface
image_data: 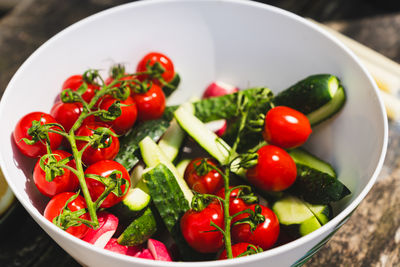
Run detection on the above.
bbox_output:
[1,0,400,266]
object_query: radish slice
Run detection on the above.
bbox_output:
[104,238,143,257]
[83,211,118,248]
[147,239,172,261]
[104,238,129,255]
[202,81,239,98]
[137,249,155,260]
[202,81,239,136]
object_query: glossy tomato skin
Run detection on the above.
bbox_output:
[50,101,83,132]
[62,74,99,103]
[76,122,120,165]
[44,192,89,239]
[246,145,297,192]
[216,187,251,216]
[13,112,63,158]
[99,96,137,135]
[136,52,175,83]
[132,83,165,121]
[184,158,224,194]
[263,106,312,149]
[33,150,79,198]
[84,160,129,208]
[231,204,280,250]
[180,201,224,253]
[218,242,259,260]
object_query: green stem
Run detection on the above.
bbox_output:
[67,132,98,228]
[223,167,233,259]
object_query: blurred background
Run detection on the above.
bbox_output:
[1,0,400,266]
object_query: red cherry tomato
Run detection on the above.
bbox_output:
[44,192,90,239]
[180,201,224,253]
[132,83,166,121]
[216,187,253,216]
[231,204,280,250]
[184,158,224,194]
[263,106,312,149]
[84,160,129,208]
[218,242,260,260]
[136,52,175,84]
[76,122,120,165]
[13,112,63,158]
[33,150,79,198]
[99,96,137,135]
[62,74,99,103]
[50,102,83,132]
[246,145,297,192]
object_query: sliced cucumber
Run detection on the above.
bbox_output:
[272,195,330,236]
[289,148,336,177]
[290,164,351,205]
[273,74,346,125]
[139,136,193,203]
[272,195,315,225]
[299,216,322,236]
[142,163,201,260]
[176,159,191,178]
[115,119,170,170]
[112,187,151,218]
[174,106,232,165]
[158,102,192,162]
[117,206,157,246]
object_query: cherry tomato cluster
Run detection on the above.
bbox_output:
[247,105,312,192]
[13,52,176,239]
[180,94,312,259]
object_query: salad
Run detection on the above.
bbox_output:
[12,52,351,261]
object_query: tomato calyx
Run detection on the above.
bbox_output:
[75,126,118,149]
[190,193,216,212]
[21,119,64,146]
[232,185,259,205]
[53,192,95,230]
[232,204,265,232]
[82,69,101,85]
[85,171,130,208]
[246,113,265,133]
[237,244,263,257]
[95,101,124,122]
[39,153,73,182]
[109,64,126,79]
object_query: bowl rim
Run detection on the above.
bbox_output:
[0,0,388,265]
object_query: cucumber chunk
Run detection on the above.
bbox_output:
[117,206,157,246]
[272,195,330,236]
[139,136,193,203]
[299,216,322,236]
[273,74,346,125]
[143,164,202,260]
[174,105,232,165]
[289,148,336,177]
[272,195,315,225]
[115,119,170,170]
[290,165,351,205]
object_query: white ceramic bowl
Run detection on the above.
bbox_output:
[0,0,388,266]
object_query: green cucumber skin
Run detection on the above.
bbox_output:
[143,164,205,261]
[289,148,336,177]
[273,74,338,114]
[290,165,351,205]
[117,206,157,246]
[115,119,170,170]
[110,188,151,226]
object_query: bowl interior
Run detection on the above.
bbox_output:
[0,0,387,265]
